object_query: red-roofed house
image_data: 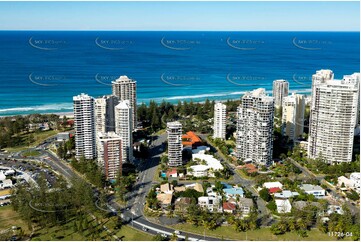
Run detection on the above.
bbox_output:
[223,202,236,214]
[67,120,74,126]
[182,131,202,148]
[269,187,282,193]
[167,168,178,178]
[241,163,258,174]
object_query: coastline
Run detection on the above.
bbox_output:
[0,93,312,118]
[0,112,74,119]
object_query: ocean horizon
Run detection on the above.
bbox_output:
[0,31,359,116]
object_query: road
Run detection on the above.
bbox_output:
[114,133,221,240]
[5,132,221,241]
[198,133,270,222]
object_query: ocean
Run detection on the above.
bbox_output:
[0,31,359,116]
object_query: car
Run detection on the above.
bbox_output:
[161,234,167,238]
[174,230,181,235]
[142,227,148,232]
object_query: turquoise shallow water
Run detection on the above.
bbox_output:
[0,31,359,116]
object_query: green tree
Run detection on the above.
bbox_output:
[259,188,271,202]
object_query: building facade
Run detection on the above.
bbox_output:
[97,132,122,180]
[115,100,133,163]
[112,76,137,130]
[308,74,359,163]
[236,88,274,165]
[272,79,289,108]
[343,73,360,126]
[167,121,183,167]
[94,95,119,134]
[213,102,227,139]
[281,93,305,141]
[311,69,334,96]
[73,93,97,160]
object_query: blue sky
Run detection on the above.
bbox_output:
[0,1,359,31]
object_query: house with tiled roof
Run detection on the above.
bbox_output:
[223,202,236,214]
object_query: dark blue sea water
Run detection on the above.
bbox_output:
[0,31,359,116]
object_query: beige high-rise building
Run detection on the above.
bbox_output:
[97,132,122,180]
[112,76,137,130]
[115,100,133,163]
[236,88,274,165]
[308,74,359,163]
[282,93,305,141]
[272,79,289,108]
[95,95,119,134]
[73,93,97,160]
[167,121,183,167]
[213,102,227,139]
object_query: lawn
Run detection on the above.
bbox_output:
[169,224,352,241]
[31,216,111,241]
[236,169,256,181]
[5,130,59,152]
[115,225,152,241]
[0,206,31,235]
[22,150,41,157]
[153,164,164,183]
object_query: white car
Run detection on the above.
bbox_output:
[174,230,181,235]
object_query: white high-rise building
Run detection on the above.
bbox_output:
[272,80,289,108]
[95,95,119,134]
[213,102,227,139]
[97,132,122,180]
[343,73,360,126]
[236,88,274,165]
[112,76,137,130]
[281,93,305,142]
[308,74,359,163]
[115,100,133,163]
[167,121,183,167]
[311,69,334,96]
[73,93,97,160]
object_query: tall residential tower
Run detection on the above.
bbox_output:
[236,88,274,165]
[112,76,137,130]
[167,121,183,167]
[213,102,227,139]
[94,95,119,134]
[73,93,97,160]
[272,79,289,108]
[308,73,359,163]
[97,132,122,180]
[115,100,133,164]
[281,93,305,142]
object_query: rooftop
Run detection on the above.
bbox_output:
[223,187,244,196]
[238,197,254,207]
[185,183,204,193]
[269,187,282,193]
[263,182,283,189]
[223,202,236,211]
[160,183,174,193]
[157,193,173,205]
[192,153,223,171]
[274,190,299,199]
[182,131,202,147]
[300,184,324,192]
[112,75,136,84]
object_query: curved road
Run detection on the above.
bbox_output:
[7,134,222,241]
